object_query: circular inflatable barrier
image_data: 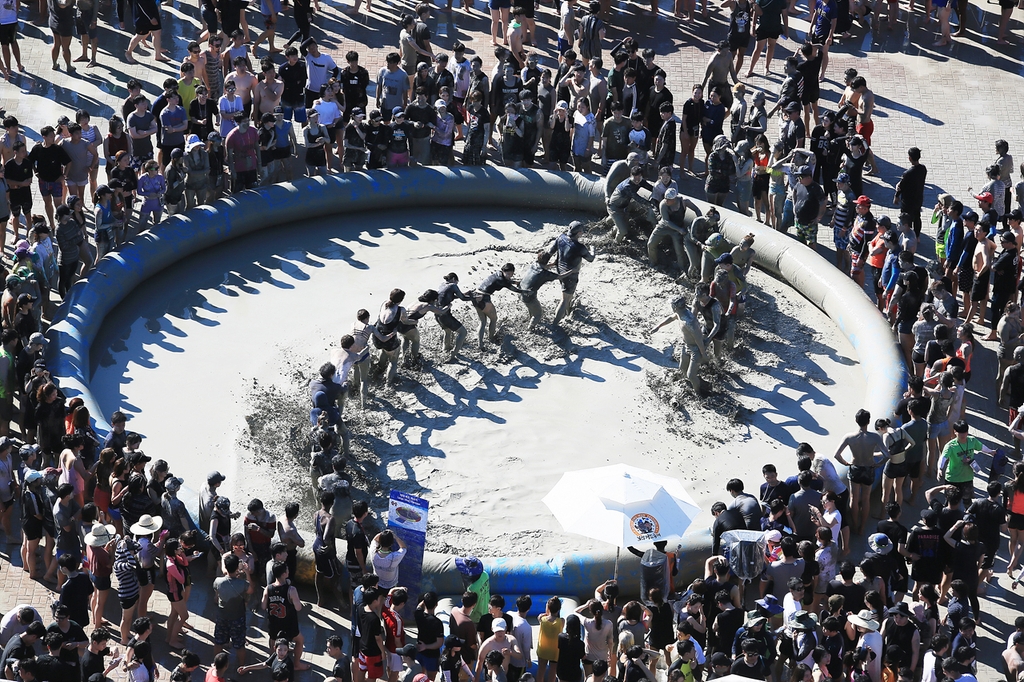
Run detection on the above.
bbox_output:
[47,167,904,598]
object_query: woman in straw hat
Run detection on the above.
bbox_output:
[85,522,118,627]
[129,513,165,619]
[846,609,882,682]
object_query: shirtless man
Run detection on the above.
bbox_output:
[851,76,874,146]
[651,296,707,392]
[254,61,285,120]
[475,621,522,680]
[588,59,609,127]
[557,64,591,112]
[836,68,859,110]
[701,40,738,111]
[507,7,527,70]
[1004,632,1024,682]
[965,220,996,325]
[226,57,258,114]
[833,408,889,535]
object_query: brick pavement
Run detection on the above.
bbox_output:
[2,0,1024,677]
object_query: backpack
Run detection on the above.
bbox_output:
[579,15,600,57]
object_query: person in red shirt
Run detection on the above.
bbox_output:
[382,587,409,680]
[225,113,260,191]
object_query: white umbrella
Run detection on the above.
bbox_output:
[542,463,702,575]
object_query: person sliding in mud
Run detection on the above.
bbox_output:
[650,295,707,392]
[437,273,471,362]
[546,221,596,326]
[471,264,526,350]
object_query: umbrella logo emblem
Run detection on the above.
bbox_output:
[629,513,660,540]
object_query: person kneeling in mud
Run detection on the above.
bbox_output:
[651,295,708,392]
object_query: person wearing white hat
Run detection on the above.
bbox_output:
[183,134,210,209]
[548,100,572,172]
[476,616,522,681]
[85,523,117,628]
[647,186,690,270]
[847,609,881,682]
[430,99,455,166]
[129,513,165,619]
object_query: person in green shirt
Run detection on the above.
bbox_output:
[940,420,995,500]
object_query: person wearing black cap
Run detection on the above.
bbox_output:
[777,102,805,157]
[360,111,388,170]
[792,165,825,248]
[880,602,919,670]
[388,110,414,168]
[440,635,473,681]
[705,651,731,679]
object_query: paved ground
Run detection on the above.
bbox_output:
[2,0,1024,678]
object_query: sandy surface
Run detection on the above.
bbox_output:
[89,207,865,556]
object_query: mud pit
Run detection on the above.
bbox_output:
[90,207,864,556]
